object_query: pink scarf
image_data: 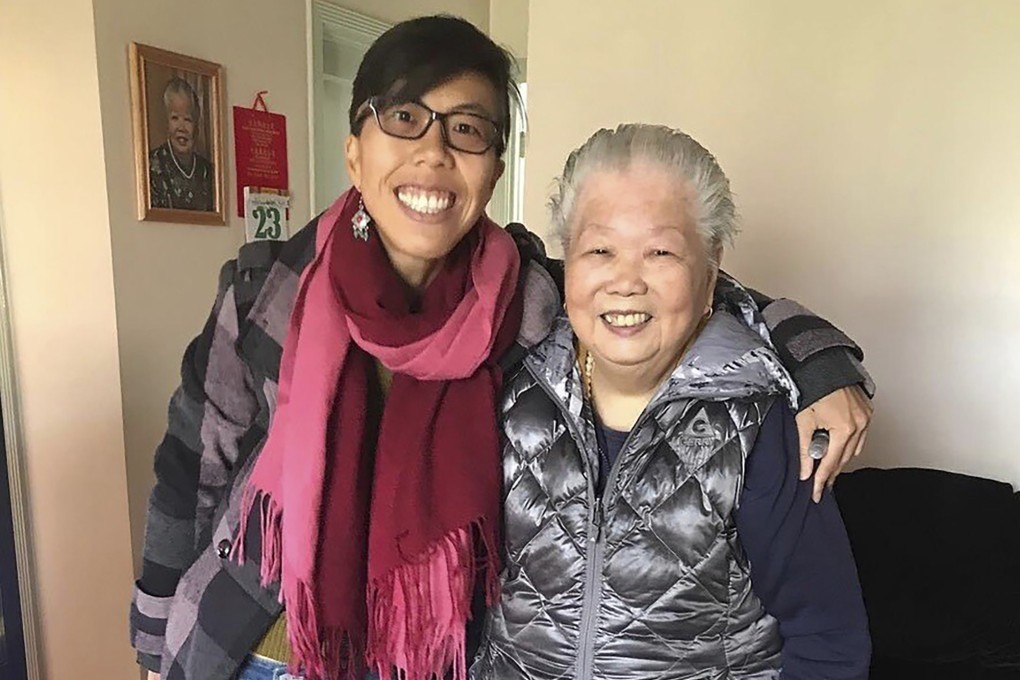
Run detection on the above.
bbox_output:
[236,188,522,679]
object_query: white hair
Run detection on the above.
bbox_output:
[548,124,738,264]
[163,77,200,118]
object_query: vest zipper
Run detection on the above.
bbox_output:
[525,368,603,679]
[575,406,661,679]
[576,495,604,679]
[527,364,672,680]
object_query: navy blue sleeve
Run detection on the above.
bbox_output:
[735,400,871,680]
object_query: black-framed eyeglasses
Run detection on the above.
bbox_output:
[359,96,502,155]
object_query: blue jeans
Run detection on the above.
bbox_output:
[235,656,379,680]
[235,655,300,680]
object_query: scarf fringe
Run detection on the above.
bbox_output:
[235,500,499,679]
[366,521,500,680]
[233,487,285,588]
[234,488,365,680]
[286,577,364,680]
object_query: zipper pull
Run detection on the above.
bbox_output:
[590,498,604,542]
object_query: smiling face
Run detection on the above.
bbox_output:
[166,91,197,158]
[344,72,505,288]
[565,163,720,389]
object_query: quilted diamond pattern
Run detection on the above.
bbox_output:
[472,317,787,679]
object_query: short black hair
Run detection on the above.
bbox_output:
[348,15,519,156]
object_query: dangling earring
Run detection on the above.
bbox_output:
[705,306,714,320]
[352,198,371,241]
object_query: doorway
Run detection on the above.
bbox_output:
[310,2,387,215]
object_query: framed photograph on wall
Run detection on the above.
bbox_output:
[129,43,226,225]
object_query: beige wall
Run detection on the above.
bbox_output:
[91,0,312,564]
[0,0,137,677]
[526,0,1020,486]
[340,0,488,28]
[490,0,529,63]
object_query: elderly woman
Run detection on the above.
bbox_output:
[471,125,870,680]
[149,77,214,211]
[129,17,872,680]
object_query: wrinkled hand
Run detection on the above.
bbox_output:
[795,385,873,503]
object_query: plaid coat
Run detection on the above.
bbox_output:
[129,214,872,680]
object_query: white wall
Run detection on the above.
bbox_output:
[0,0,137,676]
[526,0,1020,486]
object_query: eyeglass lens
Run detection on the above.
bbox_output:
[374,101,498,154]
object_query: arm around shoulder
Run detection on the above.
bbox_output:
[754,293,874,407]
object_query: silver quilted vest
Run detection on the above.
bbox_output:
[471,311,799,680]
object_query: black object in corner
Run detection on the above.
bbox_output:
[0,397,27,680]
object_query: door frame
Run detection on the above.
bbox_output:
[308,1,389,213]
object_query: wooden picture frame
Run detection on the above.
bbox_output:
[129,43,226,225]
